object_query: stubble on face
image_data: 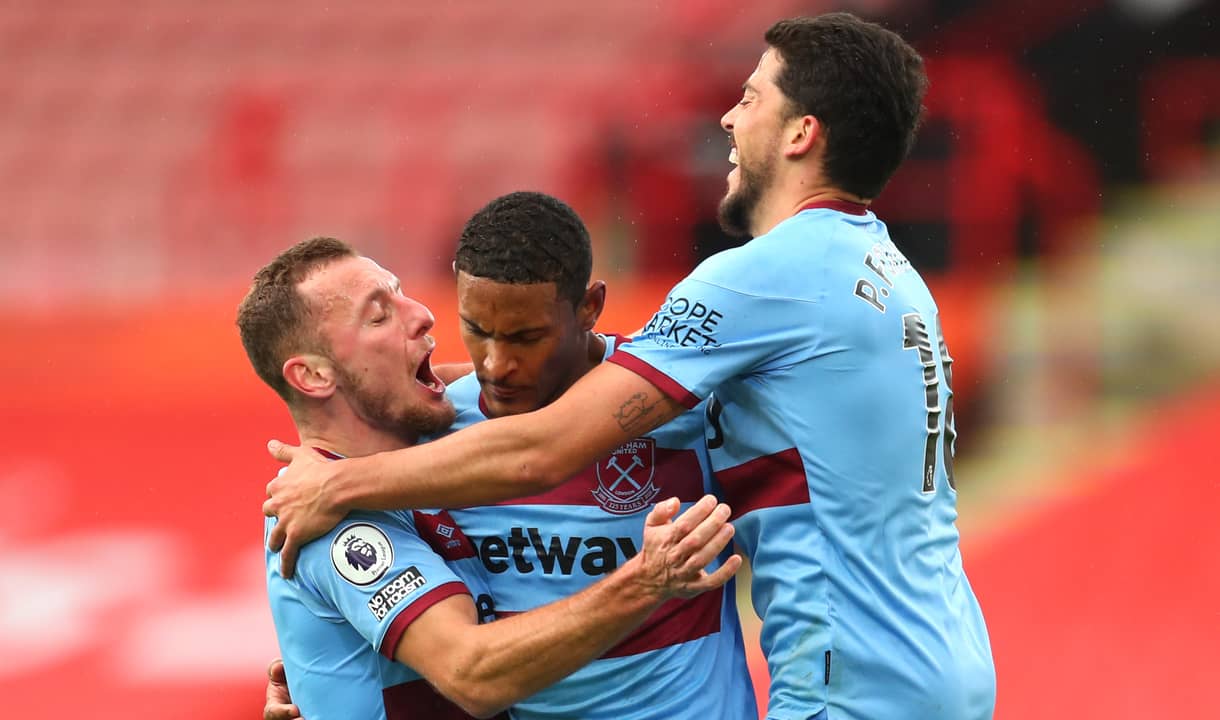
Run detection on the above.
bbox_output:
[718,146,777,238]
[336,362,455,443]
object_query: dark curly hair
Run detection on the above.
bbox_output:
[766,13,927,199]
[236,236,355,404]
[455,191,592,307]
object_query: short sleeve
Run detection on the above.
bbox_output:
[609,275,816,405]
[292,511,472,659]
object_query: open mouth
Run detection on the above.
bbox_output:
[415,348,445,394]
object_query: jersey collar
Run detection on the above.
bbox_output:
[797,199,869,216]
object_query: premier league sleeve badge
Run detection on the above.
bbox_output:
[331,523,395,586]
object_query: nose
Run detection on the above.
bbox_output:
[481,341,516,382]
[721,105,736,133]
[401,297,435,339]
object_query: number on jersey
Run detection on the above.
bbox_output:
[902,313,956,492]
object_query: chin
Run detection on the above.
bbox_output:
[718,193,753,238]
[487,401,522,417]
[489,396,537,418]
[414,399,457,436]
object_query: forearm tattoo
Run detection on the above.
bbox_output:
[613,391,663,435]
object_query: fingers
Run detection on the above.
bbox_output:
[674,502,731,557]
[636,495,740,600]
[264,440,313,580]
[279,538,301,580]
[676,513,735,573]
[267,439,297,463]
[644,497,681,527]
[667,494,719,536]
[265,657,300,720]
[267,522,286,553]
[265,467,287,500]
[267,658,287,683]
[686,552,743,593]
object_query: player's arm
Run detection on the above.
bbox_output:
[394,495,738,718]
[262,497,738,718]
[432,361,474,385]
[266,362,686,576]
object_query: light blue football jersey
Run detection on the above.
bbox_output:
[266,502,499,720]
[609,203,996,720]
[435,334,758,720]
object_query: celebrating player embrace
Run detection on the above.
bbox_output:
[264,12,996,720]
[239,235,742,719]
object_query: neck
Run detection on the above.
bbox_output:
[293,405,414,459]
[558,330,607,396]
[583,331,608,373]
[751,180,869,237]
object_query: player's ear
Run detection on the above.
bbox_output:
[578,280,607,331]
[283,354,337,399]
[784,114,821,159]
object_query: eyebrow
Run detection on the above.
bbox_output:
[459,314,548,338]
[355,286,391,315]
[359,276,402,308]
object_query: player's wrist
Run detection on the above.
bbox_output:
[614,553,670,608]
[327,455,366,513]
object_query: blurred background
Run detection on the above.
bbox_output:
[1,0,1217,717]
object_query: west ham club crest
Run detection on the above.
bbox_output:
[592,438,661,515]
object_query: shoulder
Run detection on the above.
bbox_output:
[438,374,487,435]
[697,210,889,300]
[681,222,816,300]
[446,373,482,412]
[291,511,418,590]
[601,331,631,357]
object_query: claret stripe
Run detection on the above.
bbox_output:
[606,351,701,409]
[494,587,724,658]
[601,589,724,659]
[413,510,479,560]
[383,678,507,719]
[714,448,811,520]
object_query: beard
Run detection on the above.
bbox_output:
[338,364,455,442]
[718,146,776,238]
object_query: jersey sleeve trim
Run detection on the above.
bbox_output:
[378,580,471,659]
[606,351,701,409]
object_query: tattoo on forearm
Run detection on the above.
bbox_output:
[613,392,661,434]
